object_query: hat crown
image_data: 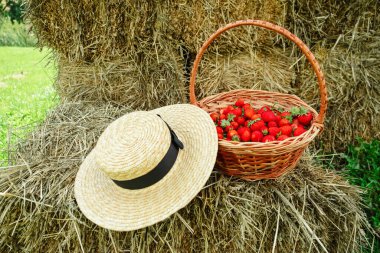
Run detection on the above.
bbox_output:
[94,112,171,181]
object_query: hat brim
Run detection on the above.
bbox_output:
[74,104,218,231]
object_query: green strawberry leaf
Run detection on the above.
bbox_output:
[227,113,236,122]
[232,135,240,142]
[221,119,231,128]
[285,115,293,122]
[247,120,255,127]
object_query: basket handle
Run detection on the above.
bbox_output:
[189,20,327,125]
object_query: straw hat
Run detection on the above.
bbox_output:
[74,104,218,231]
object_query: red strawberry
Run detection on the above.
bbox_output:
[218,133,224,140]
[251,114,261,120]
[238,127,250,136]
[230,121,239,130]
[220,114,227,120]
[279,118,291,126]
[240,129,251,142]
[243,103,252,111]
[225,105,235,114]
[227,130,238,139]
[250,120,265,131]
[244,108,255,119]
[280,125,292,136]
[268,127,280,137]
[262,135,276,142]
[297,111,313,126]
[261,126,269,135]
[268,121,278,127]
[261,111,276,122]
[225,125,234,132]
[231,135,240,142]
[235,98,245,107]
[281,111,291,118]
[216,126,223,134]
[236,116,245,125]
[232,108,242,117]
[210,113,219,122]
[277,135,289,141]
[275,115,281,123]
[293,127,306,136]
[251,131,263,142]
[257,105,271,114]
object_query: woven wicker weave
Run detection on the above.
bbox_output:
[189,20,328,180]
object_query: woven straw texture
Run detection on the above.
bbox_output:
[74,104,218,231]
[95,112,171,180]
[190,20,327,180]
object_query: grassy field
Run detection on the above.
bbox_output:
[0,47,57,162]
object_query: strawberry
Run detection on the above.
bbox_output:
[238,127,250,136]
[281,111,291,118]
[227,130,238,139]
[219,114,227,120]
[235,98,245,107]
[250,120,265,131]
[244,108,255,119]
[251,114,261,120]
[262,135,276,142]
[240,129,251,142]
[257,105,271,114]
[218,133,224,140]
[291,107,313,126]
[280,125,292,136]
[225,125,234,132]
[227,105,235,112]
[268,121,278,127]
[279,118,291,126]
[297,111,313,126]
[216,126,223,134]
[231,108,242,117]
[275,114,281,123]
[293,126,306,136]
[268,127,280,137]
[261,126,269,135]
[210,112,219,122]
[277,135,289,141]
[230,121,239,130]
[243,103,252,111]
[231,135,240,142]
[261,111,276,122]
[251,131,263,142]
[236,116,245,125]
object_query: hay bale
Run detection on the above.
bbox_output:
[56,42,187,109]
[26,0,158,62]
[0,102,373,252]
[285,0,379,46]
[295,30,380,152]
[194,47,297,101]
[157,0,287,53]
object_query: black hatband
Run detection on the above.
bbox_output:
[112,115,183,190]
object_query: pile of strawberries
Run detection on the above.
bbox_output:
[210,98,314,143]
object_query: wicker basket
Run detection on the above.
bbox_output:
[189,20,327,180]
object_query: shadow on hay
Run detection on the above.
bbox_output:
[0,102,375,252]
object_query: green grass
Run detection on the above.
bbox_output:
[0,18,37,47]
[0,47,57,162]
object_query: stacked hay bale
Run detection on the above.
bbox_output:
[0,102,373,252]
[27,0,187,109]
